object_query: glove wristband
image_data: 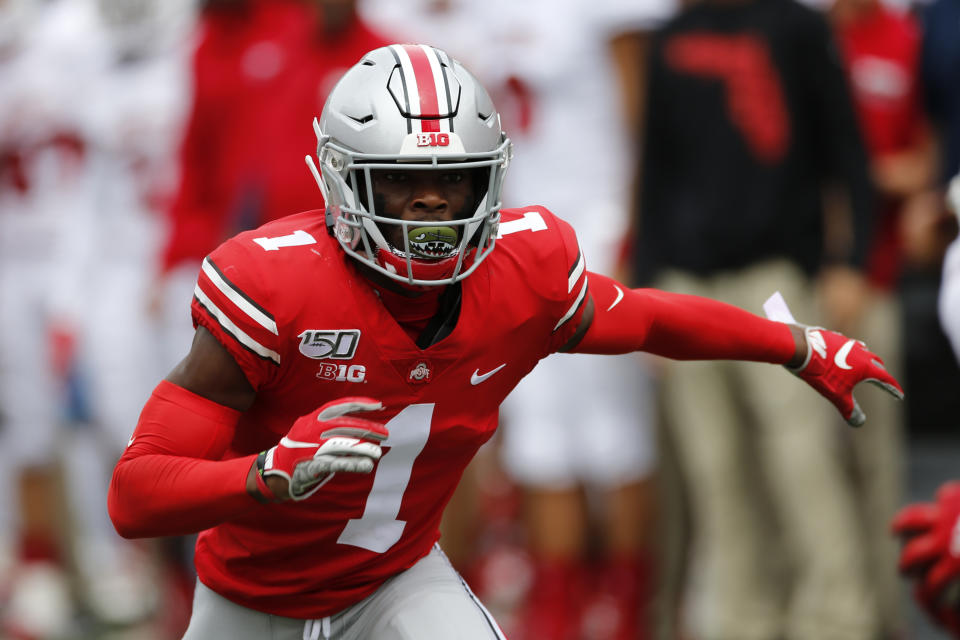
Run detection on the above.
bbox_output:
[252,450,276,504]
[785,325,816,373]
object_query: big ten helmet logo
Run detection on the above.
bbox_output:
[316,363,366,383]
[298,330,360,360]
[416,133,450,147]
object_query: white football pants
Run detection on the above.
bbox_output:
[182,545,506,640]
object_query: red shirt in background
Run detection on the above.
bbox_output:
[835,4,925,290]
[162,0,390,272]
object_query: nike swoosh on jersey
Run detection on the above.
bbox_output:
[607,285,624,311]
[834,339,856,370]
[471,364,506,385]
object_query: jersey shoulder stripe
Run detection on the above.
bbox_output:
[554,276,589,332]
[193,284,281,365]
[555,217,589,332]
[201,258,278,335]
[567,248,585,293]
[190,212,331,387]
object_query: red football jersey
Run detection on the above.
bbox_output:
[189,206,588,617]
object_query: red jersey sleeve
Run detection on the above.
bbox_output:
[573,272,796,364]
[108,381,255,538]
[539,210,591,353]
[191,238,284,390]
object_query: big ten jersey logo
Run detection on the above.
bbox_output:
[316,362,366,383]
[416,133,449,147]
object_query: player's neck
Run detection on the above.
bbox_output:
[356,262,464,345]
[369,280,445,344]
[370,282,443,319]
[357,266,444,334]
[357,263,439,298]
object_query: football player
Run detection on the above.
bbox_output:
[891,173,960,639]
[108,44,902,640]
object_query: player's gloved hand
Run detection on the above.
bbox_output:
[260,397,388,501]
[891,482,960,638]
[788,325,903,427]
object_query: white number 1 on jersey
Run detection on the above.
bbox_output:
[496,210,546,238]
[252,230,317,251]
[337,404,433,553]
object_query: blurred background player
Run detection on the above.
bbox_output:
[893,480,960,639]
[1,0,197,636]
[634,0,879,637]
[940,177,960,356]
[154,0,390,358]
[828,0,940,634]
[892,0,960,633]
[0,0,99,636]
[55,0,197,632]
[892,174,960,638]
[487,3,670,640]
[920,0,959,191]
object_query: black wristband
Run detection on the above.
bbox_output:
[256,450,268,476]
[249,450,274,504]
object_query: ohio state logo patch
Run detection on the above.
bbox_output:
[407,361,432,384]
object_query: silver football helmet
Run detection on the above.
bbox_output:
[306,44,512,287]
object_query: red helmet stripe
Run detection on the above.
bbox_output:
[401,44,442,132]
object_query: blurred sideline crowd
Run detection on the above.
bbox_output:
[0,0,958,639]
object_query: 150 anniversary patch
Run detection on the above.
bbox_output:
[298,330,360,359]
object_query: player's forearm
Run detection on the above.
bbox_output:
[107,380,258,538]
[109,454,257,538]
[574,273,803,364]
